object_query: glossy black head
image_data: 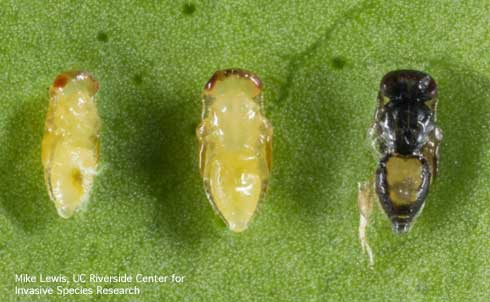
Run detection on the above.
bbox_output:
[380,70,437,103]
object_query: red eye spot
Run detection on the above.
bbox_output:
[53,75,69,89]
[205,74,218,91]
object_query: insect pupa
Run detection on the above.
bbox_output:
[358,70,442,264]
[196,69,273,232]
[41,71,101,218]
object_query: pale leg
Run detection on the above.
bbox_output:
[358,180,375,266]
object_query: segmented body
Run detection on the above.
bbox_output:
[41,71,100,218]
[372,70,441,233]
[197,69,273,232]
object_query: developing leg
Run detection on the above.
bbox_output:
[358,180,375,266]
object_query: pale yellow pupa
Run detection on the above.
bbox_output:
[41,71,100,218]
[197,69,273,232]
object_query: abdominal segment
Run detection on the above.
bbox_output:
[204,151,267,232]
[375,154,430,233]
[41,71,100,218]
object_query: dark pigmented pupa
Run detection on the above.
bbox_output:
[358,70,442,264]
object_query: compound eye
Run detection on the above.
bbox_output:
[379,74,397,99]
[418,75,437,100]
[379,70,409,100]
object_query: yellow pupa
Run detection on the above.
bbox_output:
[41,71,100,218]
[197,69,273,232]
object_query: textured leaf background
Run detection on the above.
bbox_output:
[1,1,489,301]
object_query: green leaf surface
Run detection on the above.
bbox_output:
[1,1,489,301]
